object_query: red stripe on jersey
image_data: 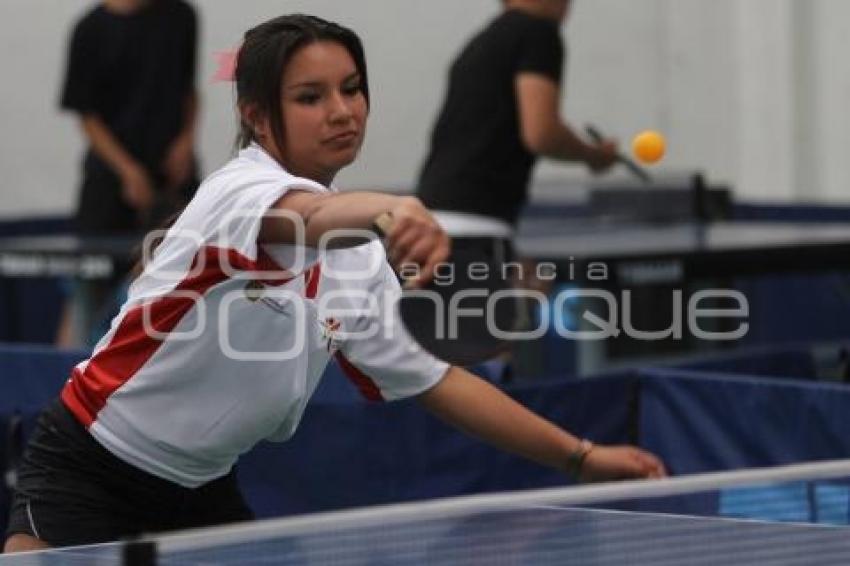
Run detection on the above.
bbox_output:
[334,352,384,402]
[255,247,294,285]
[304,264,321,299]
[61,246,294,427]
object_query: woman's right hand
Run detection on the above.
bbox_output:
[119,163,155,212]
[384,197,450,288]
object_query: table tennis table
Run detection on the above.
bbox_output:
[0,235,139,280]
[2,220,850,282]
[525,217,850,372]
[1,504,846,565]
[513,218,850,285]
[3,218,850,370]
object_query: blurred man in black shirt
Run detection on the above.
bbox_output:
[417,0,618,376]
[418,0,616,237]
[57,0,199,347]
[61,0,199,234]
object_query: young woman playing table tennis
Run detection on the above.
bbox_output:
[4,14,665,552]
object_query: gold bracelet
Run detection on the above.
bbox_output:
[566,439,594,479]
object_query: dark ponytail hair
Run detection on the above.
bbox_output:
[234,14,370,152]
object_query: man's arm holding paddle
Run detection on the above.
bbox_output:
[419,367,667,482]
[516,73,617,173]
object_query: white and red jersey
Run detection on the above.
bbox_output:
[61,144,449,488]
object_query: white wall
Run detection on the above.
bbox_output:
[0,0,848,219]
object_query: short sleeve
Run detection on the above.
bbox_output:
[203,175,324,264]
[516,20,564,84]
[60,19,98,113]
[336,260,449,401]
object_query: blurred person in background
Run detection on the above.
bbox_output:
[56,0,199,347]
[416,0,618,379]
[418,0,616,231]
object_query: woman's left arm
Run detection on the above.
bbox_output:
[417,367,666,482]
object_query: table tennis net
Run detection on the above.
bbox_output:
[3,459,850,565]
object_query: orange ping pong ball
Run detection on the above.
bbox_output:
[632,130,666,164]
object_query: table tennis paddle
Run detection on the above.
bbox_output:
[373,213,514,366]
[586,125,653,184]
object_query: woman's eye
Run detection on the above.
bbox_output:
[296,93,320,104]
[342,84,362,97]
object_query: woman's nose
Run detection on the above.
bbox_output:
[327,91,354,123]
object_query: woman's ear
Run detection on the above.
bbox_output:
[240,103,270,140]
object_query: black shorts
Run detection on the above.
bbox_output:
[5,400,254,547]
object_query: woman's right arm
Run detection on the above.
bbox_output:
[259,192,450,288]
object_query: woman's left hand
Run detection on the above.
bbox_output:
[579,445,667,482]
[385,197,451,288]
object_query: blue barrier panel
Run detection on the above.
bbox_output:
[638,367,850,521]
[0,344,639,525]
[0,217,71,237]
[238,371,639,518]
[673,345,817,379]
[733,202,850,223]
[4,345,850,526]
[0,345,86,413]
[639,367,850,472]
[0,279,65,343]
